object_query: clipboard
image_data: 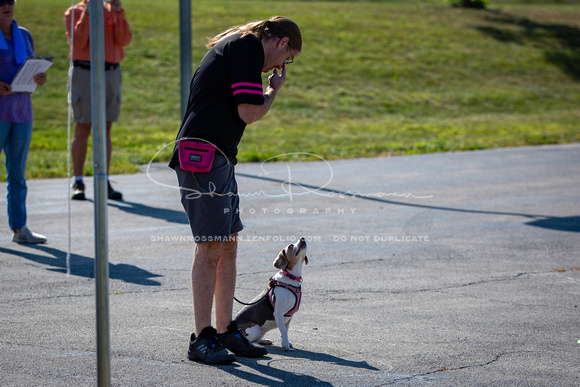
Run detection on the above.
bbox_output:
[10,56,53,94]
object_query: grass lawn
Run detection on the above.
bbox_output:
[2,0,579,180]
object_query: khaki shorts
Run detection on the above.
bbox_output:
[176,156,243,243]
[70,66,122,123]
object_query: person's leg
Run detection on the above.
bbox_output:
[214,235,238,334]
[4,122,32,231]
[0,121,9,149]
[213,233,267,357]
[191,236,239,332]
[191,240,226,336]
[0,121,9,156]
[105,66,121,177]
[70,65,92,179]
[71,122,91,178]
[188,241,237,364]
[0,121,13,227]
[104,120,123,200]
[105,121,113,175]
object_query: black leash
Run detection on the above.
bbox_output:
[234,268,301,306]
[234,278,279,306]
[234,290,270,306]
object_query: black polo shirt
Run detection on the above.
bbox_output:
[169,33,265,168]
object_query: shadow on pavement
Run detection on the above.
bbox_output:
[237,173,580,233]
[526,216,580,233]
[108,200,188,224]
[0,244,163,286]
[218,347,378,386]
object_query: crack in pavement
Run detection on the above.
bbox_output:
[383,354,502,385]
[313,271,538,299]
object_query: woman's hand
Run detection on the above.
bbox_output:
[33,73,47,87]
[0,81,12,96]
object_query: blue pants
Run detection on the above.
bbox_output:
[0,121,33,230]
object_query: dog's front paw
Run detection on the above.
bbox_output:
[258,339,273,346]
[281,341,293,351]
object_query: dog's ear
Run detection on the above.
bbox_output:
[304,256,308,265]
[273,251,288,269]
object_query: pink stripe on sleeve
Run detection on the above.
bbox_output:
[231,82,263,89]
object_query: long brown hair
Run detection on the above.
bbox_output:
[207,16,302,52]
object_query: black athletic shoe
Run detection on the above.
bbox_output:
[107,181,123,200]
[71,181,86,200]
[188,327,236,365]
[218,321,268,358]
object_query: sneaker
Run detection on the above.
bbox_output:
[218,321,268,358]
[12,225,47,244]
[188,326,236,365]
[107,181,123,201]
[71,180,86,200]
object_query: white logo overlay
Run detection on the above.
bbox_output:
[147,142,432,243]
[146,142,433,202]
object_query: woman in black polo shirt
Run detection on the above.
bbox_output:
[169,16,302,365]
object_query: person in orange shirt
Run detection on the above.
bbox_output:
[64,0,132,200]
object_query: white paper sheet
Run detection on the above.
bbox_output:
[11,56,53,94]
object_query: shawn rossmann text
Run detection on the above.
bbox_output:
[150,235,322,243]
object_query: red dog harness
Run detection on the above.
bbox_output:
[269,270,302,317]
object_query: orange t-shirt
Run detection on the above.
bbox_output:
[64,1,132,63]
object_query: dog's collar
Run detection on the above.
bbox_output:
[281,269,302,283]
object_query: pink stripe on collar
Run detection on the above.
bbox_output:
[282,269,302,282]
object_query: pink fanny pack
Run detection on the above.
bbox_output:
[178,139,216,173]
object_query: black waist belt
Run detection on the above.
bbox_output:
[73,61,120,71]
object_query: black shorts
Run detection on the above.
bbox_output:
[176,156,243,243]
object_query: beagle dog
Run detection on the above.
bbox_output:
[234,237,308,350]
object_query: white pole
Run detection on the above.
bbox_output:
[89,1,110,386]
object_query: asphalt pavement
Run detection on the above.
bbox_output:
[1,144,579,386]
